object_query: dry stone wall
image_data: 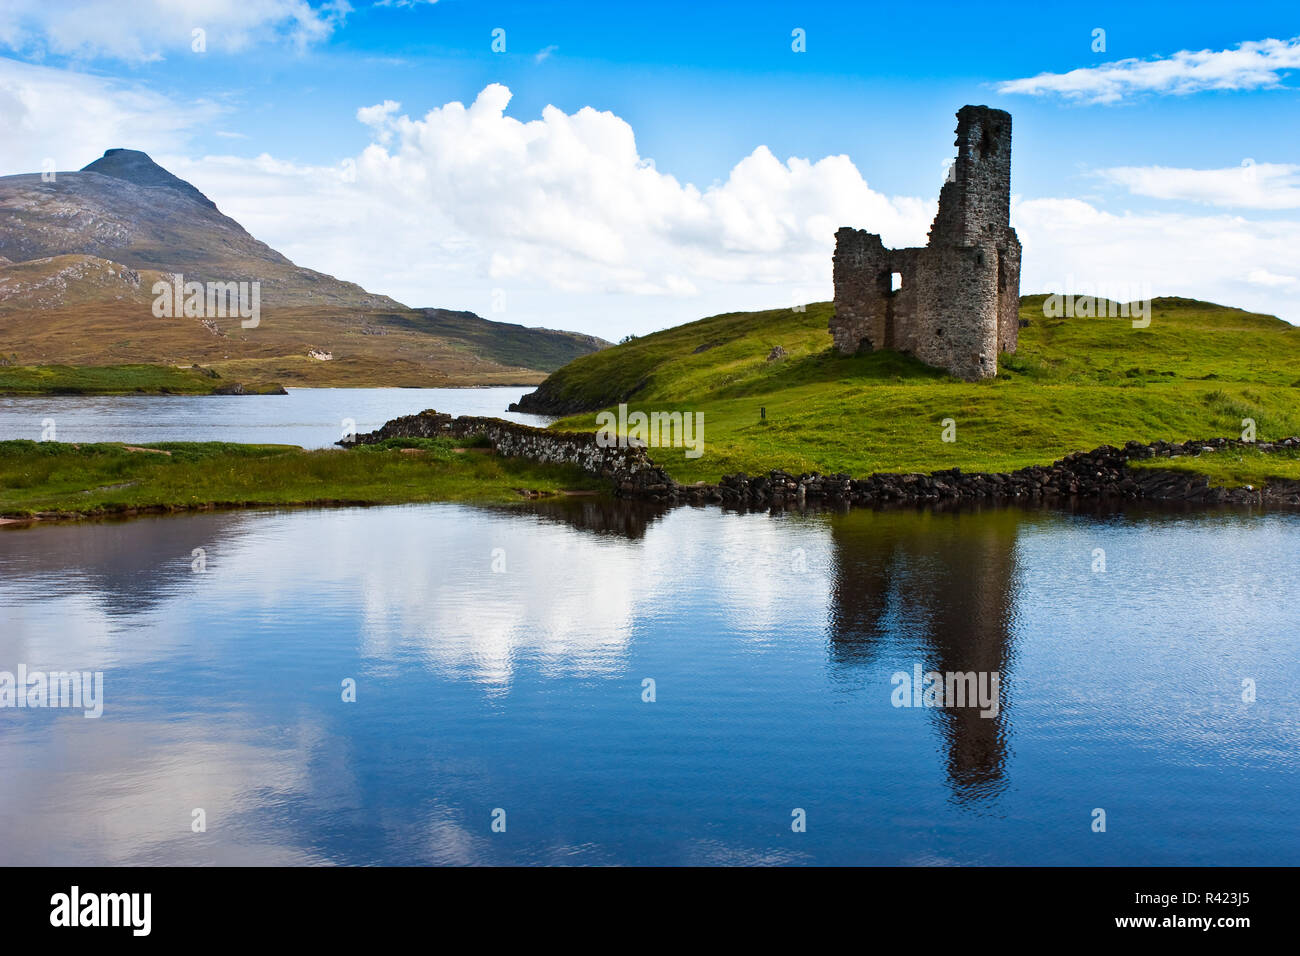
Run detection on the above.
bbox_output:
[344,409,676,488]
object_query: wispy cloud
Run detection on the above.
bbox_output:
[535,45,558,64]
[0,56,220,171]
[1098,162,1300,209]
[0,0,352,63]
[1247,268,1298,288]
[998,36,1300,104]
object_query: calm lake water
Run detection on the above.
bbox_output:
[0,386,549,447]
[1,500,1297,866]
[0,391,1297,865]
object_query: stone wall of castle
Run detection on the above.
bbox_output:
[830,228,889,354]
[911,242,1001,381]
[996,234,1022,355]
[830,106,1021,381]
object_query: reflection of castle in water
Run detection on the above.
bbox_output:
[827,505,1020,803]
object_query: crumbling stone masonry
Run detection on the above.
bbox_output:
[831,105,1021,380]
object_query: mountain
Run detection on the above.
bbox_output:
[0,150,608,385]
[81,148,220,210]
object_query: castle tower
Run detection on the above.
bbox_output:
[830,106,1021,380]
[929,106,1012,246]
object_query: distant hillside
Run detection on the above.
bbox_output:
[411,309,608,373]
[531,296,1300,483]
[0,150,607,386]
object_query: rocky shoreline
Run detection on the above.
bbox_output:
[349,410,1300,509]
[673,438,1300,509]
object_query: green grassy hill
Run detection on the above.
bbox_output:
[542,296,1300,483]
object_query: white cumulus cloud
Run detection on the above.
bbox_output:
[340,83,933,303]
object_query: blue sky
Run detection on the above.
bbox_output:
[1,0,1298,335]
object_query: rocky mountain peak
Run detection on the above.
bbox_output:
[80,149,217,210]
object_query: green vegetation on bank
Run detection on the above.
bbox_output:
[0,438,606,518]
[1129,445,1300,488]
[0,364,285,395]
[545,297,1300,484]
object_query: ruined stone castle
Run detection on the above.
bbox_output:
[831,105,1021,380]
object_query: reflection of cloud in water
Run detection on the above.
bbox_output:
[184,505,647,687]
[725,515,833,636]
[0,504,839,689]
[224,505,837,687]
[0,590,120,671]
[351,507,643,686]
[0,714,332,866]
[634,509,834,643]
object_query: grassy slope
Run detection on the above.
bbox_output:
[546,296,1300,483]
[0,438,606,517]
[0,363,285,395]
